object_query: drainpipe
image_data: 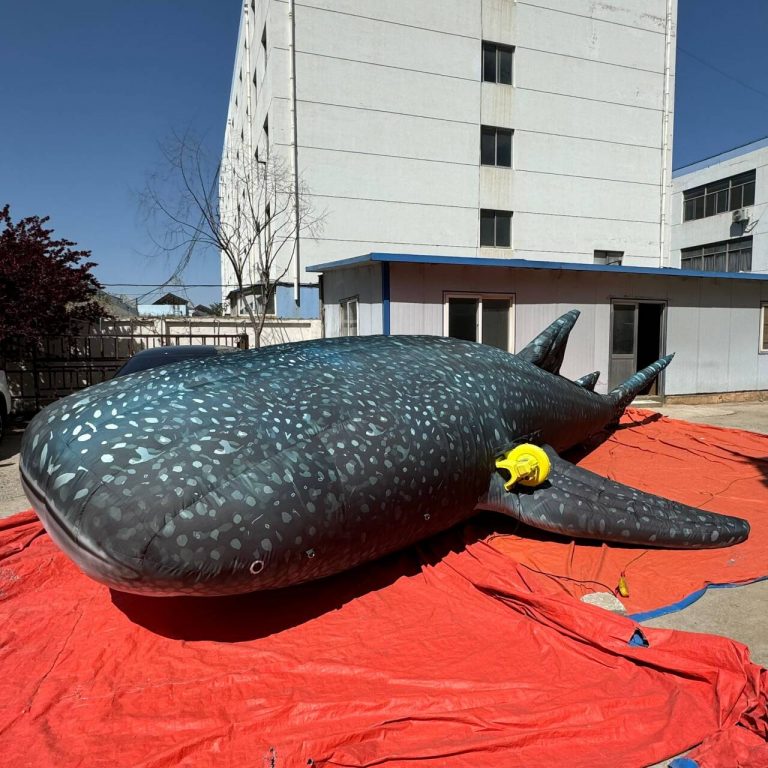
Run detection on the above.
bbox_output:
[658,0,674,266]
[245,4,253,156]
[288,0,301,304]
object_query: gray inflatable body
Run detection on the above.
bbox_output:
[20,311,750,596]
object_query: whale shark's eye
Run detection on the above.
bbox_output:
[249,560,264,575]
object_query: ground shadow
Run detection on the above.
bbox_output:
[111,521,482,642]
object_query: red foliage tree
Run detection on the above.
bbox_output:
[0,205,106,344]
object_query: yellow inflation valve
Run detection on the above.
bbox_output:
[495,444,552,491]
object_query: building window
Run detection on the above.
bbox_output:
[594,250,624,266]
[229,285,275,317]
[681,236,752,273]
[481,126,512,167]
[683,170,756,221]
[482,42,514,85]
[480,210,512,247]
[340,297,358,336]
[444,294,514,352]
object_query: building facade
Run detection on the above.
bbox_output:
[314,253,768,398]
[221,1,768,400]
[671,137,767,275]
[222,0,678,306]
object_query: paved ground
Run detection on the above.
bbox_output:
[0,425,26,520]
[638,402,768,669]
[640,402,768,768]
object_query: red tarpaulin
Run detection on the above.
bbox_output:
[489,409,768,618]
[1,411,766,767]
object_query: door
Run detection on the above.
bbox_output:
[608,301,666,394]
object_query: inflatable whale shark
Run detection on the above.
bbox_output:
[20,311,750,596]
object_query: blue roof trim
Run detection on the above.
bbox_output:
[673,134,768,177]
[308,252,768,282]
[306,254,376,272]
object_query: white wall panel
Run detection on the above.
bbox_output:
[520,0,669,34]
[384,262,767,396]
[296,101,479,165]
[299,147,479,209]
[322,264,382,336]
[515,89,661,148]
[512,214,660,261]
[295,0,481,39]
[297,4,478,79]
[516,48,664,110]
[514,132,662,185]
[517,3,665,73]
[515,171,660,222]
[296,54,480,124]
[311,197,478,249]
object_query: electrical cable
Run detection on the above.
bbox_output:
[678,46,768,101]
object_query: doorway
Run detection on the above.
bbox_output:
[608,301,666,395]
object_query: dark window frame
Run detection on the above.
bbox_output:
[481,126,513,167]
[340,296,359,337]
[680,236,752,273]
[683,170,756,222]
[444,292,515,352]
[482,42,514,85]
[480,209,512,248]
[594,250,624,266]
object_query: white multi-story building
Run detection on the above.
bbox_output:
[671,137,765,274]
[223,0,677,296]
[221,1,768,400]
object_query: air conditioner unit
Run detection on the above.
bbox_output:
[732,208,749,223]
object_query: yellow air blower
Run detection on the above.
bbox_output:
[495,444,552,491]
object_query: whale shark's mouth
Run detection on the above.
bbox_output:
[20,472,142,588]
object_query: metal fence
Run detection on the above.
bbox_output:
[2,326,247,413]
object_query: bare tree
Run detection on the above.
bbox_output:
[142,131,321,347]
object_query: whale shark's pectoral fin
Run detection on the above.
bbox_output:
[479,446,750,549]
[517,310,579,375]
[574,371,600,391]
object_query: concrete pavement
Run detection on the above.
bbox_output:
[0,426,26,520]
[638,402,768,668]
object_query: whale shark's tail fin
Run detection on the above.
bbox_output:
[608,354,674,414]
[518,310,580,375]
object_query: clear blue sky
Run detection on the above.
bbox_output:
[674,0,768,170]
[0,1,241,307]
[1,1,766,306]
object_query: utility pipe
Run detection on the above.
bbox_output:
[658,0,674,266]
[288,0,301,304]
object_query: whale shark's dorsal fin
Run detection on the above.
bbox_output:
[517,310,580,375]
[609,354,674,412]
[574,371,600,391]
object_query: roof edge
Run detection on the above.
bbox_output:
[308,252,768,282]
